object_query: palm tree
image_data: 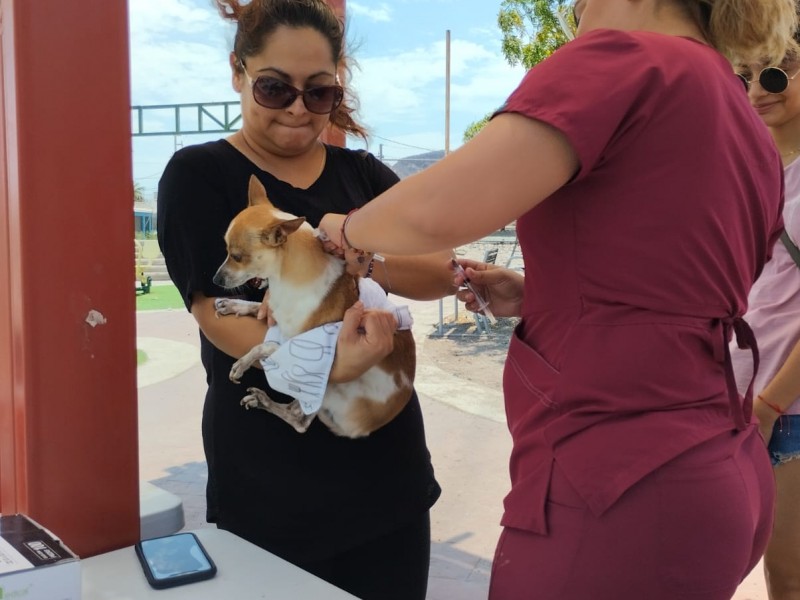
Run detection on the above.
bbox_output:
[134,182,145,204]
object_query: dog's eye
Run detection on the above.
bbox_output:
[231,254,243,263]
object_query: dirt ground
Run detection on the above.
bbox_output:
[417,313,516,392]
[414,235,521,392]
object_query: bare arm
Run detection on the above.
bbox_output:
[370,250,456,300]
[191,293,269,360]
[319,113,578,254]
[754,337,800,443]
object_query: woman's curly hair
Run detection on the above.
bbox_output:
[682,0,798,64]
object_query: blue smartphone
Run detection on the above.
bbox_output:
[134,532,217,589]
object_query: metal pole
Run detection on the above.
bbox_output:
[445,30,451,157]
[446,30,459,321]
[438,30,454,333]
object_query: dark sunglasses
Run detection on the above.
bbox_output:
[737,67,799,94]
[244,72,343,114]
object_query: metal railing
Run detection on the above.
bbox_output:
[131,101,242,136]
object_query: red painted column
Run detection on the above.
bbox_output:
[0,0,15,516]
[323,0,346,147]
[0,0,139,556]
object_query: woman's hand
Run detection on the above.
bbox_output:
[342,248,375,277]
[753,395,780,446]
[318,213,375,276]
[329,301,398,383]
[318,213,348,251]
[455,259,525,318]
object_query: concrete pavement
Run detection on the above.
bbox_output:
[136,296,770,600]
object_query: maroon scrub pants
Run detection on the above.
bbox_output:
[489,428,774,600]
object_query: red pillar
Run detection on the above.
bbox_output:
[323,0,346,147]
[0,0,139,556]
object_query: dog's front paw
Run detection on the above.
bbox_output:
[229,358,250,383]
[214,298,237,317]
[241,387,271,410]
[215,298,259,318]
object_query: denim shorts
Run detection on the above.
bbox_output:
[768,415,800,466]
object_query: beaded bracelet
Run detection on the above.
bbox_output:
[758,394,784,415]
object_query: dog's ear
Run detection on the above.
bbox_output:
[260,217,306,247]
[248,175,274,208]
[279,217,306,235]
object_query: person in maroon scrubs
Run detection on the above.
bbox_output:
[317,0,798,598]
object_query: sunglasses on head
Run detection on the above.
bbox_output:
[737,66,799,94]
[242,69,344,114]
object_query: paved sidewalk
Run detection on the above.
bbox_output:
[136,297,770,599]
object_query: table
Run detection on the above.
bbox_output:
[139,482,184,539]
[82,529,358,599]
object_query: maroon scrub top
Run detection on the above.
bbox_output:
[495,29,784,534]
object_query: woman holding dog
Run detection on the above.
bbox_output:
[318,0,797,597]
[157,1,453,598]
[731,33,800,599]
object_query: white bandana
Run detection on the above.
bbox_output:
[261,279,413,415]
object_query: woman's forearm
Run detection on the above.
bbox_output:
[371,250,456,300]
[332,113,578,255]
[191,294,269,360]
[759,337,800,411]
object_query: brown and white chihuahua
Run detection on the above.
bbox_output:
[212,176,415,438]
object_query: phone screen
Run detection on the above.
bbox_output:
[137,533,215,586]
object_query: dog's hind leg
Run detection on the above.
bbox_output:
[241,388,316,433]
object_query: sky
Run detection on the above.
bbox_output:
[129,0,528,198]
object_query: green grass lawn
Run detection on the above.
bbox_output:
[136,283,185,311]
[135,283,184,369]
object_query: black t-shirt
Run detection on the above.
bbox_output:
[157,140,441,564]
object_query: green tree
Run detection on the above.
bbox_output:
[498,0,573,69]
[133,182,145,204]
[462,0,574,141]
[463,112,492,143]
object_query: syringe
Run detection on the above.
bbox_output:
[451,255,497,326]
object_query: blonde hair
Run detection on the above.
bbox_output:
[679,0,798,64]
